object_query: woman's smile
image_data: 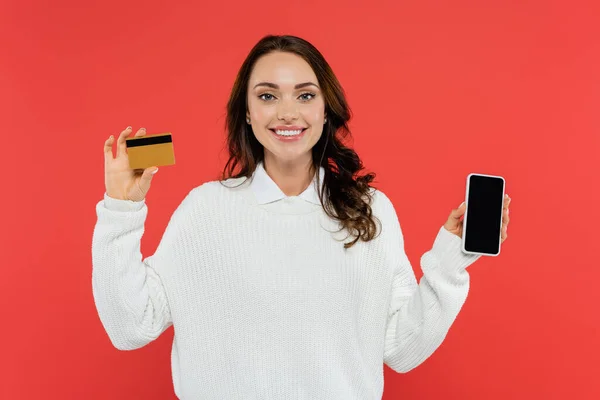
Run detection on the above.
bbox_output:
[269,126,308,141]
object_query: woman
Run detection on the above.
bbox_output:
[94,35,511,399]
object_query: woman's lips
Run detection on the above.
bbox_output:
[269,128,307,141]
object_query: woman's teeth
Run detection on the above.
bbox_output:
[274,129,303,136]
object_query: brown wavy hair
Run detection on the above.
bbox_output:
[219,34,381,249]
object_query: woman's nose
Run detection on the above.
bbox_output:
[277,100,298,120]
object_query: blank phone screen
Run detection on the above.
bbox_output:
[464,175,505,255]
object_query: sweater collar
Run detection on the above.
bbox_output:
[250,161,325,205]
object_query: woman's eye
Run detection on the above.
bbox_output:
[258,93,316,102]
[300,93,315,101]
[259,93,274,101]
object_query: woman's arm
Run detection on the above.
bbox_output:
[378,192,481,373]
[91,193,179,350]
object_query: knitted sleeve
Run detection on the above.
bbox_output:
[377,191,482,373]
[91,191,192,350]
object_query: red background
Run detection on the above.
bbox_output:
[2,0,598,398]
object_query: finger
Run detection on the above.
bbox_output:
[137,166,159,193]
[116,126,133,158]
[104,135,115,162]
[502,208,510,226]
[452,202,466,219]
[143,166,159,177]
[134,127,147,137]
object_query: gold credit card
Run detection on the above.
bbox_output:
[126,132,176,170]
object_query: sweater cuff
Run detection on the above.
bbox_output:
[103,192,146,212]
[422,225,481,273]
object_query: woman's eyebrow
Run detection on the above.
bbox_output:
[253,82,320,90]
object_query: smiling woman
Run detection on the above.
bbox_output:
[221,35,380,249]
[247,52,325,176]
[93,34,484,400]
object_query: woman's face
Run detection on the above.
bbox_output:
[246,51,326,166]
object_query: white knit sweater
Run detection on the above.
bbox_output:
[91,164,481,399]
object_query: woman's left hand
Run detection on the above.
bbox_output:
[444,194,511,243]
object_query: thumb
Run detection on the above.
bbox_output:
[138,166,159,190]
[453,201,466,218]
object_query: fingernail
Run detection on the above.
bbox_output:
[127,126,132,130]
[151,168,159,174]
[140,127,146,131]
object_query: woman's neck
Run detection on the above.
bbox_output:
[262,156,316,197]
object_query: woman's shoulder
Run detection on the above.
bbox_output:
[181,175,251,207]
[367,187,397,216]
[192,175,250,196]
[366,187,406,245]
[166,176,250,225]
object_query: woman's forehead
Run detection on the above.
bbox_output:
[250,52,317,87]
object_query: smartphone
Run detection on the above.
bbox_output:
[461,173,506,256]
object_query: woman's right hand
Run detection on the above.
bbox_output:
[104,126,159,202]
